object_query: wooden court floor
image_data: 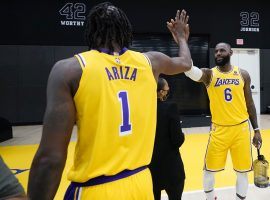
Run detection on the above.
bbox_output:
[1,115,270,199]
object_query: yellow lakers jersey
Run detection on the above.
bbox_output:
[207,66,249,125]
[68,48,157,182]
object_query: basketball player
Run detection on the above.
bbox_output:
[0,156,27,200]
[167,40,261,199]
[27,2,192,200]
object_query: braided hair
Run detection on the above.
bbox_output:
[84,2,133,51]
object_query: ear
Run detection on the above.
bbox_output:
[230,49,233,56]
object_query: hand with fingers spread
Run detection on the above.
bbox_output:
[167,9,190,44]
[184,23,190,42]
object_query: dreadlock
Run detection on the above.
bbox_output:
[84,2,133,51]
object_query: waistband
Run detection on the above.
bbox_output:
[212,119,248,127]
[71,166,147,187]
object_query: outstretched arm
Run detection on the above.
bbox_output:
[184,67,212,86]
[146,10,192,80]
[28,58,80,199]
[166,11,211,85]
[241,69,262,148]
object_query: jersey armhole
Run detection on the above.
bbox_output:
[142,53,152,69]
[75,54,86,70]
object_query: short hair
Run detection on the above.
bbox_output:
[84,2,133,51]
[216,42,231,50]
[157,78,167,92]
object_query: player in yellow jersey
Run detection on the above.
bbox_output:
[172,41,261,200]
[27,2,192,200]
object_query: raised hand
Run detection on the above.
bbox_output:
[184,24,190,42]
[167,10,190,44]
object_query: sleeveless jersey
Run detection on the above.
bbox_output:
[67,48,157,182]
[207,66,249,125]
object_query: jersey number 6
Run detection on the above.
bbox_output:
[224,88,232,102]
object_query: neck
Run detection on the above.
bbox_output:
[217,63,232,72]
[101,41,121,52]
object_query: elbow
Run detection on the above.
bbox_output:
[28,153,66,200]
[40,155,66,168]
[31,151,67,171]
[183,60,192,72]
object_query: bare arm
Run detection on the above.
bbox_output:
[198,68,212,86]
[145,10,192,80]
[183,66,212,86]
[166,10,212,85]
[28,57,81,199]
[241,69,262,148]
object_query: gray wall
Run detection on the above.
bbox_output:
[260,50,270,113]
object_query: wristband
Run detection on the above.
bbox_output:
[184,66,203,82]
[254,128,260,131]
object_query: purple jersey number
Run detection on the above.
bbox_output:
[118,91,132,136]
[224,88,232,102]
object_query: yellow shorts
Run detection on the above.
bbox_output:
[64,167,154,200]
[204,121,253,172]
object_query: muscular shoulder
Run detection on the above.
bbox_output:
[53,57,81,76]
[239,68,251,84]
[144,51,166,76]
[144,51,164,60]
[239,68,250,79]
[49,57,82,96]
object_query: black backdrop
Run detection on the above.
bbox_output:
[0,35,209,124]
[132,34,209,114]
[1,1,270,48]
[1,1,270,123]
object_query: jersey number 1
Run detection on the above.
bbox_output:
[118,91,132,136]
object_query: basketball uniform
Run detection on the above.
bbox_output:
[64,48,156,200]
[204,66,252,172]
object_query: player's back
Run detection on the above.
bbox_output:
[68,48,157,183]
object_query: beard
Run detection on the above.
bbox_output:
[215,55,230,67]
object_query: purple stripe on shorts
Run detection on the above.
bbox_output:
[64,183,77,200]
[72,166,147,187]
